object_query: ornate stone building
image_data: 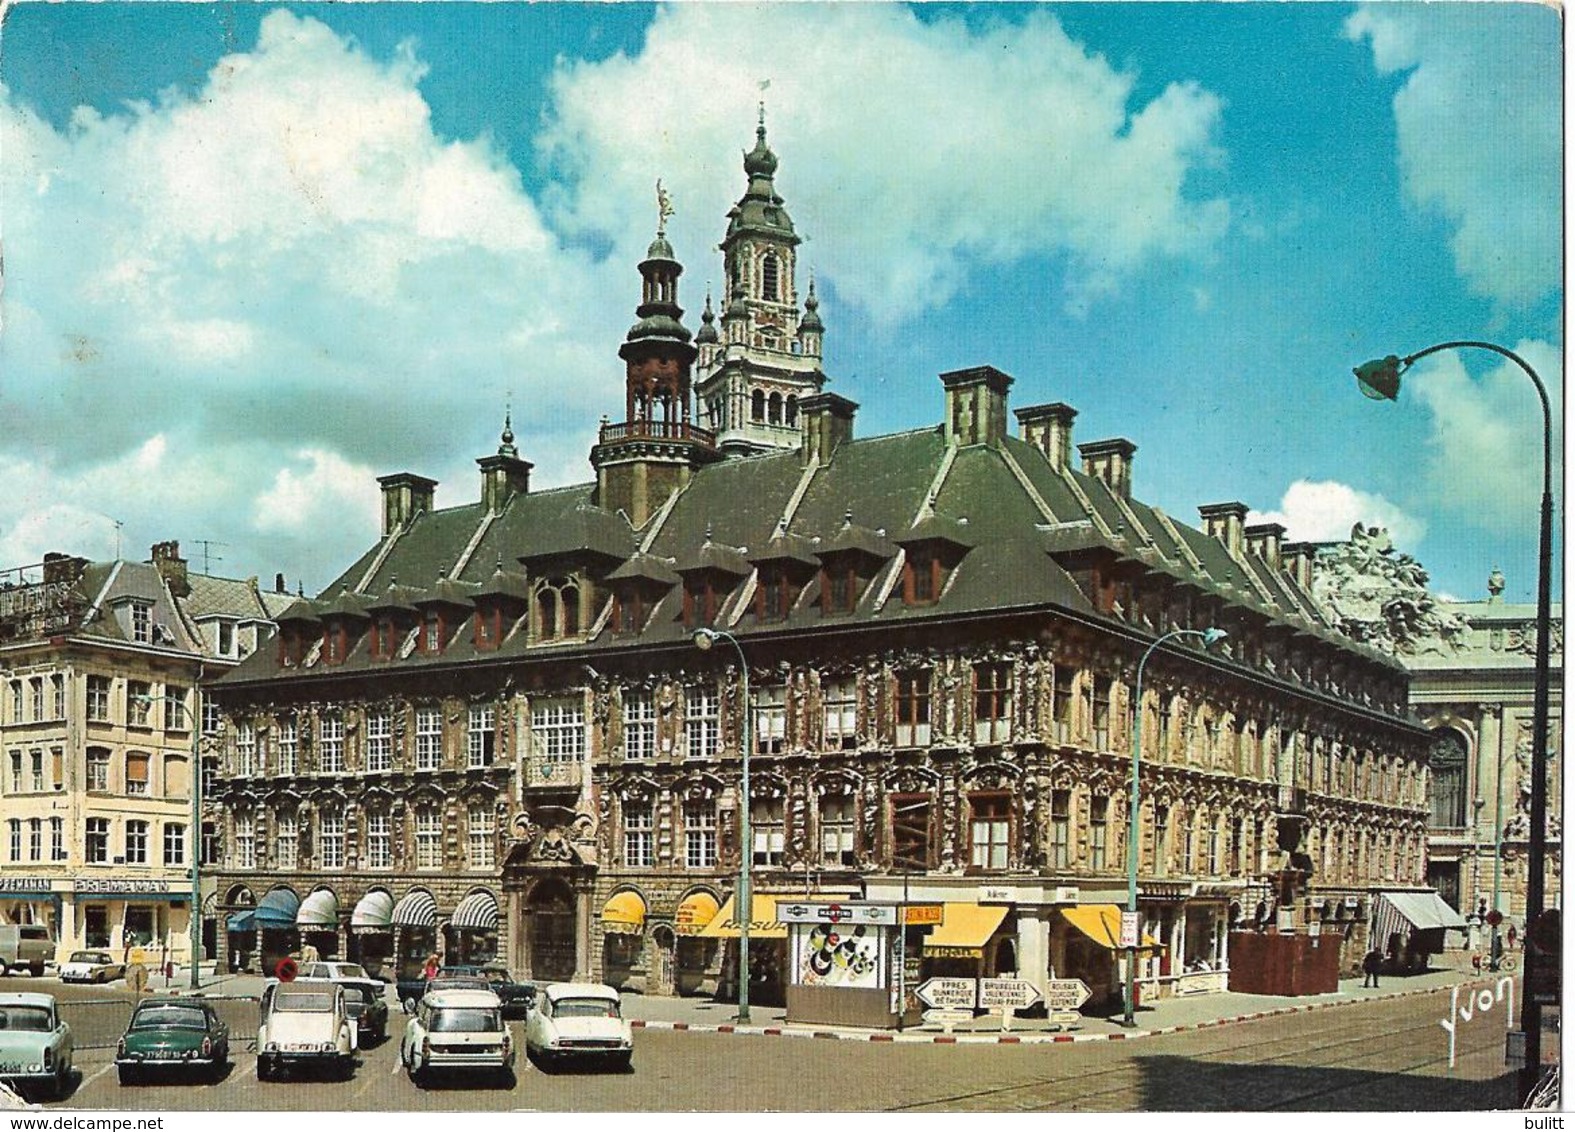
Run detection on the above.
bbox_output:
[208,124,1433,1007]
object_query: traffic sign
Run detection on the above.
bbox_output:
[979,978,1042,1010]
[1119,911,1140,949]
[916,977,977,1009]
[1041,978,1091,1011]
[1486,909,1504,927]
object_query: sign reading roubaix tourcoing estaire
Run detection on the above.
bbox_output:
[1041,979,1092,1011]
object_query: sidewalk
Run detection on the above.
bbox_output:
[619,965,1481,1045]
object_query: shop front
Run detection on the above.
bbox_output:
[0,878,61,950]
[349,889,394,978]
[1054,904,1165,1012]
[254,886,300,976]
[699,893,790,1006]
[296,888,341,960]
[1371,888,1469,972]
[390,888,438,980]
[672,890,721,996]
[921,903,1013,982]
[600,889,647,990]
[72,877,195,973]
[446,890,500,965]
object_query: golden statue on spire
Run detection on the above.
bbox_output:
[656,178,674,235]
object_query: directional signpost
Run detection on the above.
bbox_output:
[979,977,1042,1032]
[916,977,977,1010]
[1042,978,1091,1030]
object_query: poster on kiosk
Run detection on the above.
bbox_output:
[778,900,901,1027]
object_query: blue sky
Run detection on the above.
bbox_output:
[0,2,1561,605]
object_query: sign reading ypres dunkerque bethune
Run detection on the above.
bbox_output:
[916,977,978,1010]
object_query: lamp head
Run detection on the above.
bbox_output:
[1201,627,1228,648]
[1354,355,1403,401]
[691,628,718,651]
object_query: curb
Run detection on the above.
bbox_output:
[625,978,1482,1046]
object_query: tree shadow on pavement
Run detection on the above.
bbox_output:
[1133,1054,1520,1111]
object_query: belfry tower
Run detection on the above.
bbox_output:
[694,107,828,456]
[591,183,719,527]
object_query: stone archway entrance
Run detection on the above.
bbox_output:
[527,878,577,982]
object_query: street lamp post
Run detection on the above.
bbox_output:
[1124,626,1228,1028]
[692,627,753,1023]
[1354,342,1556,1099]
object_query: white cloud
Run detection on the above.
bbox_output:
[1251,480,1426,548]
[1407,340,1563,535]
[1345,4,1561,308]
[540,4,1230,322]
[253,448,381,535]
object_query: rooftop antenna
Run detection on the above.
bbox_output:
[193,539,227,575]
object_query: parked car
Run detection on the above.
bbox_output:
[396,968,491,1015]
[0,925,54,978]
[59,951,125,985]
[299,961,373,982]
[0,992,73,1099]
[400,988,514,1087]
[115,998,229,1085]
[294,969,388,1042]
[256,982,356,1081]
[524,983,633,1071]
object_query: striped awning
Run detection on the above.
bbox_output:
[254,888,300,930]
[1371,890,1469,948]
[351,890,394,930]
[226,911,255,934]
[602,891,646,936]
[391,889,438,929]
[449,891,499,932]
[297,889,339,927]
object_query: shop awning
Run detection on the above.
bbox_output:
[297,889,339,927]
[254,889,300,930]
[602,891,646,936]
[391,889,438,929]
[674,892,721,937]
[699,894,788,940]
[226,910,255,934]
[1062,904,1164,953]
[450,891,499,932]
[922,903,1009,959]
[1372,890,1468,946]
[350,890,394,930]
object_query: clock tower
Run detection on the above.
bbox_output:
[694,108,829,456]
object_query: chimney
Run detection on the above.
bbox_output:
[1079,438,1137,498]
[1015,402,1078,471]
[1198,502,1249,559]
[1281,541,1316,589]
[41,553,88,587]
[275,573,287,594]
[1244,522,1287,570]
[377,473,438,537]
[150,540,191,597]
[940,366,1013,448]
[798,392,858,465]
[478,453,532,513]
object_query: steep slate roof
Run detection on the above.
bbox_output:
[222,396,1402,684]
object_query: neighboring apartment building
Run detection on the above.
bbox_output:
[208,122,1432,1009]
[0,541,290,967]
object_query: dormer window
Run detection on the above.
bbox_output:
[535,577,581,641]
[423,611,443,654]
[614,591,653,634]
[131,601,152,644]
[370,616,399,660]
[756,566,795,623]
[323,623,349,664]
[684,576,724,627]
[820,559,865,616]
[906,547,940,605]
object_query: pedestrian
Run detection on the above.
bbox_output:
[422,953,440,980]
[1362,946,1382,988]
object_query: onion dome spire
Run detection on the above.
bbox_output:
[800,272,824,333]
[696,288,719,344]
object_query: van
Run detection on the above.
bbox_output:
[0,924,55,976]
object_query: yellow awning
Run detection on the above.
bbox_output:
[698,895,788,940]
[922,903,1009,958]
[1062,904,1164,952]
[601,891,646,936]
[674,892,721,937]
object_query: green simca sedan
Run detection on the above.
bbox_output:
[0,992,73,1099]
[116,999,229,1085]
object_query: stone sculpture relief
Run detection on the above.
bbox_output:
[1311,524,1469,656]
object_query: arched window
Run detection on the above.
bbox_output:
[536,589,558,639]
[785,396,798,425]
[768,392,783,424]
[761,253,779,301]
[751,389,766,422]
[1428,728,1469,829]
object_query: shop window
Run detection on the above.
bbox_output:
[683,801,716,869]
[623,692,655,760]
[894,671,931,747]
[685,687,719,759]
[466,802,495,869]
[531,698,585,763]
[468,706,496,768]
[125,820,149,865]
[86,676,111,722]
[320,713,345,773]
[86,818,109,864]
[623,802,653,867]
[415,707,443,770]
[125,751,150,796]
[822,678,857,749]
[123,907,154,947]
[753,685,786,754]
[819,795,856,867]
[85,907,110,949]
[972,662,1012,745]
[890,795,933,872]
[365,811,391,869]
[971,795,1011,870]
[365,711,391,772]
[752,798,785,866]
